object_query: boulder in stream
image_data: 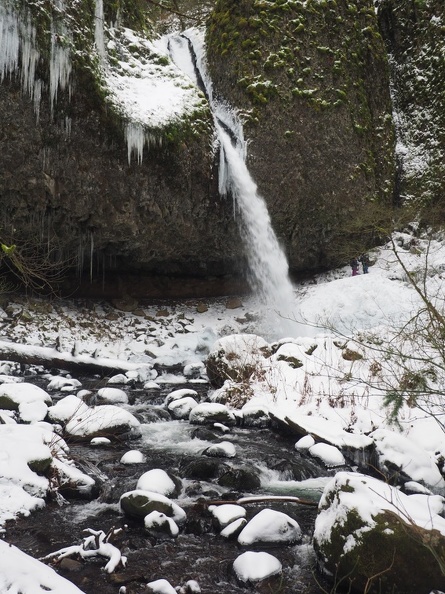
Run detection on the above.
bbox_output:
[313,471,445,594]
[120,489,186,525]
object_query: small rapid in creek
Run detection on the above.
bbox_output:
[5,375,336,594]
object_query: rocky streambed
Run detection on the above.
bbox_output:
[4,376,337,594]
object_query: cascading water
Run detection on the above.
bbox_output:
[162,29,300,338]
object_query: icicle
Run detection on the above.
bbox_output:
[49,23,72,116]
[90,232,94,282]
[0,7,20,81]
[125,122,145,164]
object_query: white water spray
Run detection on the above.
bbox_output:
[165,29,298,337]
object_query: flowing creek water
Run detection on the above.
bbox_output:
[5,375,335,593]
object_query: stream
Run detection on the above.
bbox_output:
[5,375,336,593]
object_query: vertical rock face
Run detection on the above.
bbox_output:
[377,0,445,210]
[206,0,396,270]
[2,0,442,295]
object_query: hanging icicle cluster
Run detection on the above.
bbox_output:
[0,0,72,121]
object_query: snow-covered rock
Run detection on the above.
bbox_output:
[189,402,236,426]
[0,382,52,410]
[308,442,346,468]
[203,441,236,458]
[371,428,445,492]
[313,471,445,594]
[233,551,282,583]
[64,404,141,439]
[96,387,128,404]
[145,578,177,594]
[46,376,82,392]
[165,388,198,406]
[206,333,271,388]
[120,490,186,525]
[237,508,302,546]
[209,503,246,529]
[136,469,178,497]
[144,511,179,538]
[0,539,85,594]
[47,395,89,424]
[121,450,145,464]
[167,396,198,420]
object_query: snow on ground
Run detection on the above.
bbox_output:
[1,231,445,589]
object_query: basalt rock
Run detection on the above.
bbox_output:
[4,0,441,297]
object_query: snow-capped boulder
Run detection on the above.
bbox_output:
[233,551,282,583]
[313,472,445,594]
[107,373,128,385]
[64,404,141,440]
[189,402,236,426]
[206,334,271,388]
[47,395,89,424]
[96,387,128,404]
[220,517,247,539]
[165,388,198,406]
[167,396,198,420]
[120,490,186,525]
[145,578,177,594]
[203,441,236,458]
[237,508,302,546]
[136,469,179,497]
[240,404,271,428]
[144,511,179,538]
[0,382,52,411]
[308,442,346,468]
[371,428,445,492]
[209,504,247,530]
[121,450,145,464]
[46,376,81,392]
[18,400,48,423]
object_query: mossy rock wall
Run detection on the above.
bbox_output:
[377,0,445,210]
[206,0,396,271]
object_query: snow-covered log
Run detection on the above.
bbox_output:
[0,340,150,377]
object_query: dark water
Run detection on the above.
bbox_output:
[5,378,335,594]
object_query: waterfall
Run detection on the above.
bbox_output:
[163,29,299,337]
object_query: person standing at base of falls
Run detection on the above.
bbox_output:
[359,253,370,274]
[350,257,359,276]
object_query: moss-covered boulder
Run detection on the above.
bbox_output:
[120,489,187,525]
[313,471,445,593]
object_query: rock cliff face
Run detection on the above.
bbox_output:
[377,0,445,209]
[0,0,441,297]
[206,0,395,270]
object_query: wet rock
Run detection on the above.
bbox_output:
[181,458,226,481]
[218,468,261,491]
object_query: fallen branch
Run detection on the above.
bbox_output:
[40,527,127,574]
[0,340,151,377]
[206,495,318,507]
